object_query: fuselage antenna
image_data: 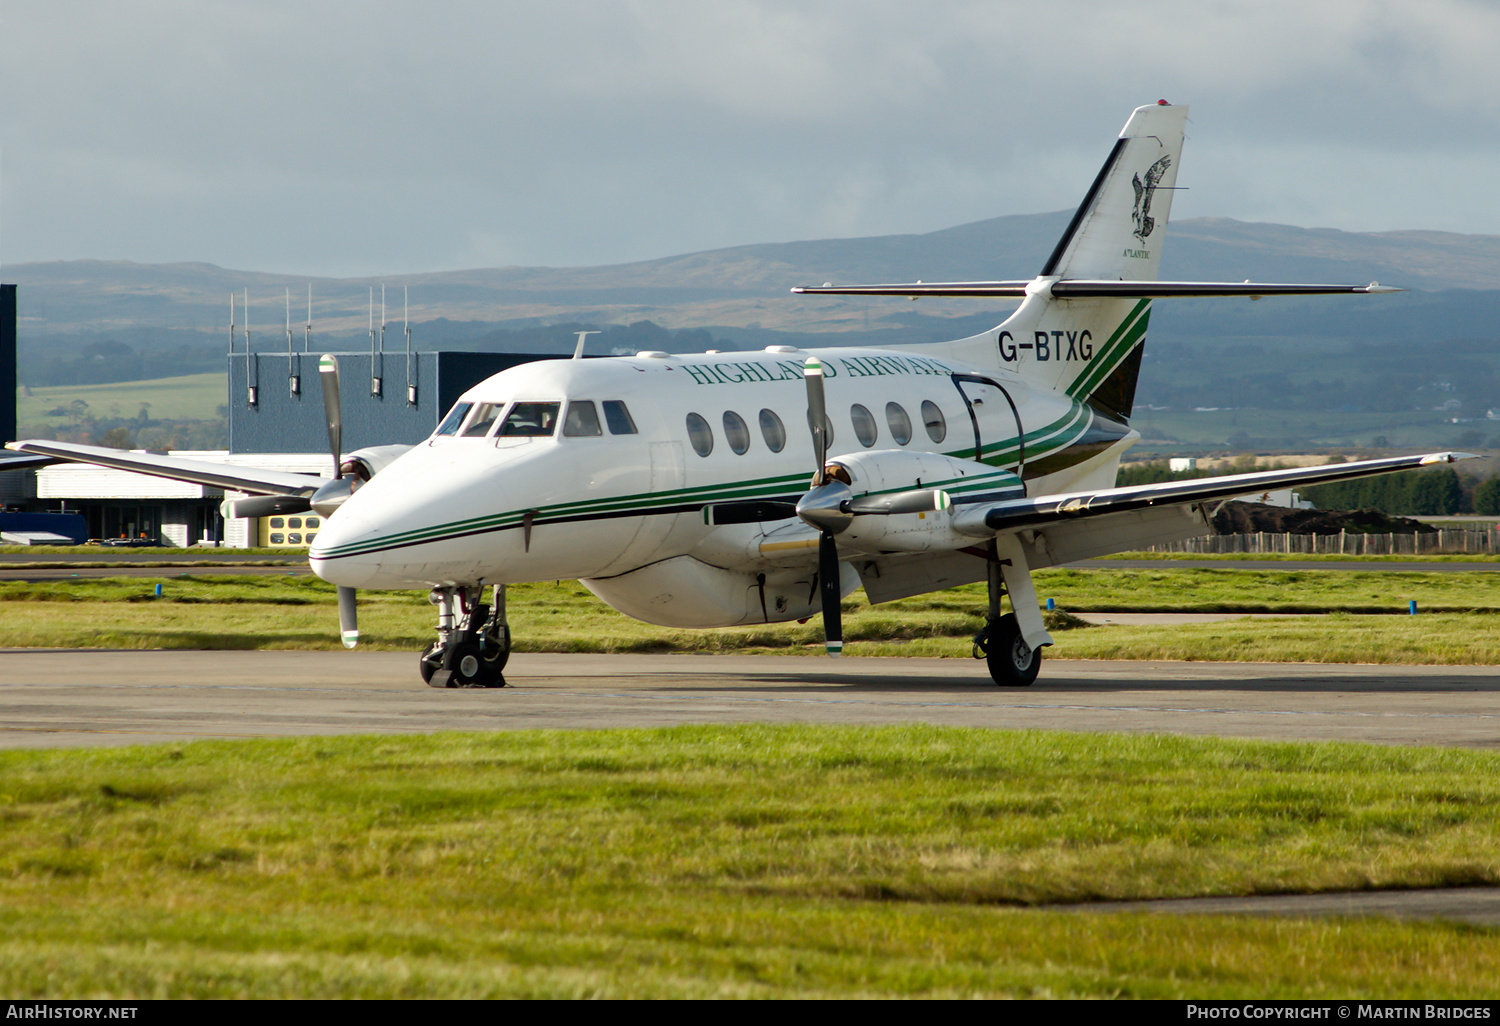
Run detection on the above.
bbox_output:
[573,330,601,360]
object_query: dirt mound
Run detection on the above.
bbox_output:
[1210,501,1435,536]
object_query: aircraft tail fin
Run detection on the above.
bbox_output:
[992,101,1187,419]
[798,103,1190,421]
[794,102,1394,424]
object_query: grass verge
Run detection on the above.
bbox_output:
[1,571,1498,663]
[4,725,1500,998]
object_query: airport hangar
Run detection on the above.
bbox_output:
[0,283,570,548]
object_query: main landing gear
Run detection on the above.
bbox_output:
[420,584,511,688]
[972,539,1043,687]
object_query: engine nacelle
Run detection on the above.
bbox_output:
[341,444,414,481]
[827,449,1023,553]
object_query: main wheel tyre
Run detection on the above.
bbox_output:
[986,612,1040,687]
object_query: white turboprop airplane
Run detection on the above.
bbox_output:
[10,101,1474,688]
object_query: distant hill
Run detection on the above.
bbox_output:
[7,214,1500,453]
[9,213,1500,341]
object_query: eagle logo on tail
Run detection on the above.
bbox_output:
[1131,155,1172,242]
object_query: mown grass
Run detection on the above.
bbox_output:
[1106,550,1500,563]
[4,726,1500,997]
[1,570,1498,663]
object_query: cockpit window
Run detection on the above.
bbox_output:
[500,401,561,436]
[436,402,473,436]
[563,400,603,437]
[462,403,504,437]
[603,400,638,435]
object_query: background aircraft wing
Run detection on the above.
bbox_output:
[5,439,326,497]
[956,452,1477,536]
[791,280,1401,298]
[0,452,63,473]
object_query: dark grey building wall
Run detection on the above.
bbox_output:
[227,350,567,453]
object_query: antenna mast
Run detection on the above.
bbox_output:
[286,287,300,396]
[405,285,417,406]
[245,288,258,406]
[368,287,382,397]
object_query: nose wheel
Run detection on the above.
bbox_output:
[422,584,511,688]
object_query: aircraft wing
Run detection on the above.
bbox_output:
[4,439,326,497]
[955,451,1477,536]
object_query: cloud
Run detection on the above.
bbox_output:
[3,0,1498,275]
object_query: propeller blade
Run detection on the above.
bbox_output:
[702,500,798,526]
[319,354,343,479]
[804,357,829,482]
[220,494,313,519]
[845,488,952,517]
[818,532,843,656]
[337,586,359,649]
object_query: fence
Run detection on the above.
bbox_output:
[1148,528,1496,556]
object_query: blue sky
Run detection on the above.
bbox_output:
[3,0,1498,277]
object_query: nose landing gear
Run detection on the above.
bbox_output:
[421,583,511,688]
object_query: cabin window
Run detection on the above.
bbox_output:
[886,402,912,445]
[723,411,751,455]
[759,409,786,453]
[850,404,878,447]
[463,403,504,437]
[921,400,947,444]
[499,402,561,436]
[603,400,638,435]
[686,413,713,456]
[436,402,473,436]
[306,517,320,528]
[806,409,834,448]
[563,400,603,437]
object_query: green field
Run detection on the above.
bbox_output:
[7,568,1500,997]
[4,726,1500,998]
[1,568,1499,664]
[15,372,227,431]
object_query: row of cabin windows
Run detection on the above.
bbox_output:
[434,399,638,439]
[685,401,948,458]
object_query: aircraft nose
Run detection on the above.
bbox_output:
[308,503,386,588]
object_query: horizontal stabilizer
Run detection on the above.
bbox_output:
[792,280,1402,299]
